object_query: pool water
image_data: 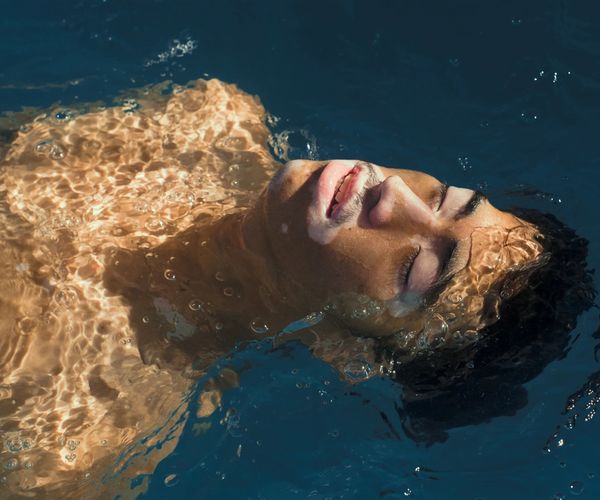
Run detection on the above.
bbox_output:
[1,1,600,498]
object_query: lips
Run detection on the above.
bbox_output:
[327,167,361,217]
[316,160,363,219]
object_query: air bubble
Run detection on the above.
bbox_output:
[457,156,472,171]
[189,300,203,312]
[34,140,65,159]
[303,311,325,326]
[164,269,176,281]
[4,434,33,453]
[66,439,79,451]
[350,299,382,319]
[249,318,269,335]
[54,286,79,308]
[520,110,539,124]
[35,140,52,153]
[215,271,225,282]
[145,37,198,67]
[423,314,448,341]
[16,317,37,336]
[415,334,429,350]
[142,316,150,324]
[343,359,373,381]
[447,291,465,304]
[3,458,18,471]
[164,474,178,487]
[223,287,234,297]
[121,98,140,113]
[55,110,73,121]
[569,481,584,495]
[49,145,65,159]
[166,188,195,204]
[145,218,166,233]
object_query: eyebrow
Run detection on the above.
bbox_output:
[454,191,484,220]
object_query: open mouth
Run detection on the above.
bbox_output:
[327,166,361,217]
[315,160,382,223]
[307,160,382,245]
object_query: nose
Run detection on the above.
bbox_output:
[369,175,437,231]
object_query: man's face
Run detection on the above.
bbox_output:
[259,160,541,334]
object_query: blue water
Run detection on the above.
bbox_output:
[2,1,600,498]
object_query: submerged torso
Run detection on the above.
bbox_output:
[0,79,278,496]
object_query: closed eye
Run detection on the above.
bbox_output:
[398,246,421,287]
[435,183,449,212]
[455,191,484,220]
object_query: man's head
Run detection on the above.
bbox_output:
[255,160,545,340]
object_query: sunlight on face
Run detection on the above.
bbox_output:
[261,159,544,336]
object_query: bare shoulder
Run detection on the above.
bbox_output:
[0,78,278,495]
[0,79,278,247]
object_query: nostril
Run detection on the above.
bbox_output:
[368,175,438,228]
[364,184,383,224]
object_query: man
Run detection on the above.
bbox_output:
[0,79,589,495]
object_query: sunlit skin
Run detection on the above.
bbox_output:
[105,157,543,366]
[0,81,547,495]
[235,159,538,337]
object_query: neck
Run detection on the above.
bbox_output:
[104,201,308,371]
[151,204,300,348]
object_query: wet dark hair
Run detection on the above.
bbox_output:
[383,209,596,445]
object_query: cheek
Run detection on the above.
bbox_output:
[322,243,400,299]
